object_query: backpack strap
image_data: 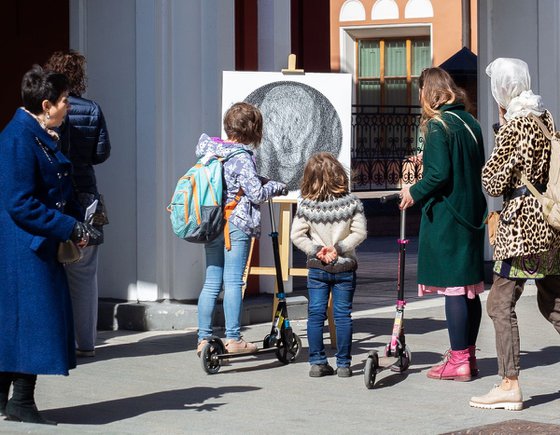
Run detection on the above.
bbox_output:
[517,114,556,202]
[223,188,243,251]
[530,113,554,140]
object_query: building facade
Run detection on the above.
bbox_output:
[2,0,560,309]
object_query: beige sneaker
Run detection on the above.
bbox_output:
[225,338,257,354]
[196,339,209,357]
[469,384,523,411]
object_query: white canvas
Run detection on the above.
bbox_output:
[222,71,352,197]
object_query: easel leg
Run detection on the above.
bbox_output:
[327,292,336,349]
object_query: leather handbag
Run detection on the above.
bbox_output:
[485,211,500,246]
[57,240,82,264]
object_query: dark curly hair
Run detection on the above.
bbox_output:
[223,102,263,146]
[44,50,87,96]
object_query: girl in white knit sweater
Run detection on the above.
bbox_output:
[291,152,367,378]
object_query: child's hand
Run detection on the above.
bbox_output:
[317,246,337,264]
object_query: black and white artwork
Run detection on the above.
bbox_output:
[245,81,342,190]
[222,71,352,196]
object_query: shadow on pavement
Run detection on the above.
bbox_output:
[524,390,560,409]
[352,316,448,336]
[76,331,197,365]
[43,386,261,425]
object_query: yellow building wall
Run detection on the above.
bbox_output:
[330,0,477,71]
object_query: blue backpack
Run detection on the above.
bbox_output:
[167,149,246,243]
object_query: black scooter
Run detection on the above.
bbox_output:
[200,199,302,374]
[364,193,412,388]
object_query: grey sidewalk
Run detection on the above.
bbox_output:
[2,239,560,434]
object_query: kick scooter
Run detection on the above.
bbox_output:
[200,199,302,374]
[364,192,412,389]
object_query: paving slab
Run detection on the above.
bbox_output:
[2,237,559,434]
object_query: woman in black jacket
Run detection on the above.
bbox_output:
[45,51,111,358]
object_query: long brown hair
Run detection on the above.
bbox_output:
[300,152,349,201]
[44,50,87,96]
[419,67,470,133]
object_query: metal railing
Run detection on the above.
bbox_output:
[351,105,424,191]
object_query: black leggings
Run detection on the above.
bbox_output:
[444,294,482,350]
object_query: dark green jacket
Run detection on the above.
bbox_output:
[410,103,487,287]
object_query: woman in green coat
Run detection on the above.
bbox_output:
[400,67,487,382]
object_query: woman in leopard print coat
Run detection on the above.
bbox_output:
[470,58,560,411]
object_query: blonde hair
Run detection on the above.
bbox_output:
[419,67,470,133]
[300,152,349,201]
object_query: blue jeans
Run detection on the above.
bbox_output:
[307,268,356,368]
[197,224,250,342]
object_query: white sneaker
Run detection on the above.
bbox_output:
[469,384,523,411]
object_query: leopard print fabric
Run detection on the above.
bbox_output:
[482,111,560,260]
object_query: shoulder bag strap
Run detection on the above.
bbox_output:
[446,111,478,144]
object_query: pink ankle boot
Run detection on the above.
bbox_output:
[468,345,479,377]
[427,349,471,381]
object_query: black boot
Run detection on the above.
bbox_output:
[0,372,12,416]
[4,373,56,425]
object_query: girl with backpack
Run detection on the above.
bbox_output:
[196,102,287,356]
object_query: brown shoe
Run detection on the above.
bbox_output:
[225,338,257,354]
[196,340,209,357]
[469,384,523,411]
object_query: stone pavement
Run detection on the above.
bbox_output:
[2,238,560,434]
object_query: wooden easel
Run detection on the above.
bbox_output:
[241,54,337,347]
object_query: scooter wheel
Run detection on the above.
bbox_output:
[364,351,379,389]
[390,343,412,373]
[401,345,412,371]
[262,334,276,349]
[200,337,225,374]
[276,333,302,364]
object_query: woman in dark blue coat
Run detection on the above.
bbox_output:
[0,66,101,425]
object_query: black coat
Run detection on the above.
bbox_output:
[59,95,111,195]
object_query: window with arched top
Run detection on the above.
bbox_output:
[371,0,399,20]
[340,0,366,22]
[404,0,434,19]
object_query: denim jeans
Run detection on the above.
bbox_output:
[307,268,356,367]
[197,224,250,342]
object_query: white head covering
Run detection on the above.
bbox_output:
[485,57,544,121]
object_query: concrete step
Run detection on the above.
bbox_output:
[98,295,308,332]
